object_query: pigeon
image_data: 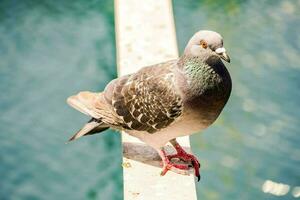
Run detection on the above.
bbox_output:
[67,30,232,182]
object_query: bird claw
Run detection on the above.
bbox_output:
[197,175,201,182]
[159,146,201,182]
[169,148,201,182]
[160,163,189,176]
[191,160,201,169]
[191,160,201,182]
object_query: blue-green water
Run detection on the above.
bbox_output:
[0,0,299,200]
[174,0,300,199]
[0,1,122,199]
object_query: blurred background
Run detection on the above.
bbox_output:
[0,0,299,199]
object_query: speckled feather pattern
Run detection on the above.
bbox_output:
[68,56,231,135]
[68,60,183,134]
[108,60,183,133]
[67,30,232,147]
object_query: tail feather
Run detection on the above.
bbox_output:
[68,119,107,142]
[67,91,102,119]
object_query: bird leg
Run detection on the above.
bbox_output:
[158,148,189,176]
[168,139,201,181]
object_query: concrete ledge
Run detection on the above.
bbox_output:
[114,0,197,199]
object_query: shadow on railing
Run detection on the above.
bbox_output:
[123,142,194,175]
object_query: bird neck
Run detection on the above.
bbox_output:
[177,54,226,98]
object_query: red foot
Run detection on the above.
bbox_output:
[168,143,201,182]
[160,162,189,176]
[159,149,189,177]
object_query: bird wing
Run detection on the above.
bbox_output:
[108,60,183,133]
[67,60,183,133]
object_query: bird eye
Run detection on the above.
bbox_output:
[200,40,208,49]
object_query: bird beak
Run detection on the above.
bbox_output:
[215,47,230,63]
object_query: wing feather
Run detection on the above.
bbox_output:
[67,60,182,134]
[110,60,183,133]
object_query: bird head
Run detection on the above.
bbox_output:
[184,30,230,63]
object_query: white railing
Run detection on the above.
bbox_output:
[114,0,197,199]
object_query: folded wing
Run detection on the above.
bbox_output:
[67,60,183,135]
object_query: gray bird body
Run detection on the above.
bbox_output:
[177,54,231,125]
[67,30,232,150]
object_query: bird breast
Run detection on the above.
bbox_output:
[176,59,232,126]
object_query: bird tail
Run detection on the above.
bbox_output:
[67,118,109,142]
[67,91,102,119]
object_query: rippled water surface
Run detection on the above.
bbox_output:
[1,0,299,200]
[174,0,300,199]
[0,1,122,200]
